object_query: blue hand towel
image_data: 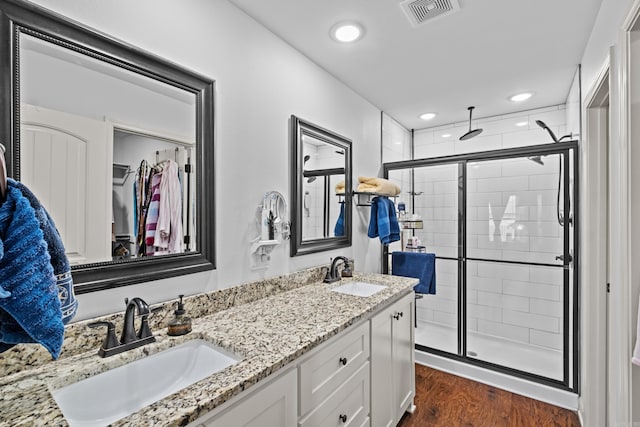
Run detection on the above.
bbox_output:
[0,183,65,359]
[11,179,77,324]
[367,197,400,244]
[334,202,345,236]
[392,251,436,294]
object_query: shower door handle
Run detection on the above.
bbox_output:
[555,254,573,264]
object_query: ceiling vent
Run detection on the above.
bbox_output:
[399,0,460,26]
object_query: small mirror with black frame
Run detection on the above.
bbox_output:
[290,115,352,256]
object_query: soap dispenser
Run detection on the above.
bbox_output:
[167,295,192,336]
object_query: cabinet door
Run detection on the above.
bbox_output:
[370,303,394,427]
[198,368,297,427]
[370,292,415,427]
[392,293,415,422]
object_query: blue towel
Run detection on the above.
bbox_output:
[12,179,77,324]
[367,197,400,244]
[392,251,436,294]
[0,182,65,359]
[334,202,345,236]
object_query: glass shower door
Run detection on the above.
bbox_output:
[465,154,571,383]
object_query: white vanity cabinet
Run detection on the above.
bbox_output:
[371,292,416,427]
[191,368,298,427]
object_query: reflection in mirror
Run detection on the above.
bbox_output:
[1,1,215,293]
[290,116,351,256]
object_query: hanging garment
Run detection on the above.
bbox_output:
[155,160,183,254]
[0,181,65,359]
[145,172,162,256]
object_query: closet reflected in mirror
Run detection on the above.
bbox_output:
[19,33,197,266]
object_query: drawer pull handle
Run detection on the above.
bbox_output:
[393,312,403,320]
[339,414,348,423]
[339,357,348,366]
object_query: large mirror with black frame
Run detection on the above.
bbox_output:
[290,115,352,256]
[0,0,215,293]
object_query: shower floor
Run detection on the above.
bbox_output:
[415,320,563,381]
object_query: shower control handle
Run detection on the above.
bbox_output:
[339,357,347,366]
[339,414,348,423]
[393,312,403,320]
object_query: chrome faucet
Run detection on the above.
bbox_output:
[88,297,157,358]
[324,256,353,283]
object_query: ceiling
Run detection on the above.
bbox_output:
[227,0,603,130]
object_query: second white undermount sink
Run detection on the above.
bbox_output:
[330,281,387,297]
[51,339,242,427]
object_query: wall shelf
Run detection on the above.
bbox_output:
[352,191,399,207]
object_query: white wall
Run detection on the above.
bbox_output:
[581,0,636,102]
[27,0,382,320]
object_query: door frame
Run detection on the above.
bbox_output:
[581,58,610,427]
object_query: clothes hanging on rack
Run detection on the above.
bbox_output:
[145,172,162,256]
[132,150,187,257]
[155,159,183,254]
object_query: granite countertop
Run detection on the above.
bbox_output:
[0,272,416,427]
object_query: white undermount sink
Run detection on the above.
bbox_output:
[51,339,242,427]
[330,281,387,297]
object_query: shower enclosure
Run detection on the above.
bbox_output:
[384,141,578,391]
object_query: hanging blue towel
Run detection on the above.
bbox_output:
[334,201,345,236]
[367,197,400,244]
[392,251,436,294]
[12,179,77,324]
[0,182,65,359]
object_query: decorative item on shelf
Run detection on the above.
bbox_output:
[251,191,290,269]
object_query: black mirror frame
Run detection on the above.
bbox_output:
[0,0,216,294]
[290,115,352,256]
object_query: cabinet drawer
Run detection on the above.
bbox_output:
[299,361,370,427]
[299,321,370,415]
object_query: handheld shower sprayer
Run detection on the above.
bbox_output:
[534,119,572,228]
[535,120,573,143]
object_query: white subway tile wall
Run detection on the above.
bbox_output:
[405,105,568,358]
[412,105,566,160]
[382,113,411,163]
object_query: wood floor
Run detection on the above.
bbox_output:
[398,364,580,427]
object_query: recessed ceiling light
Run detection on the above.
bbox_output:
[515,121,528,127]
[419,112,437,121]
[441,133,451,138]
[331,22,364,43]
[509,92,533,102]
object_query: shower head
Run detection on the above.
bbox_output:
[535,120,560,143]
[303,155,310,164]
[460,106,483,141]
[528,155,544,166]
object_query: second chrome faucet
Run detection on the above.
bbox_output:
[89,297,157,358]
